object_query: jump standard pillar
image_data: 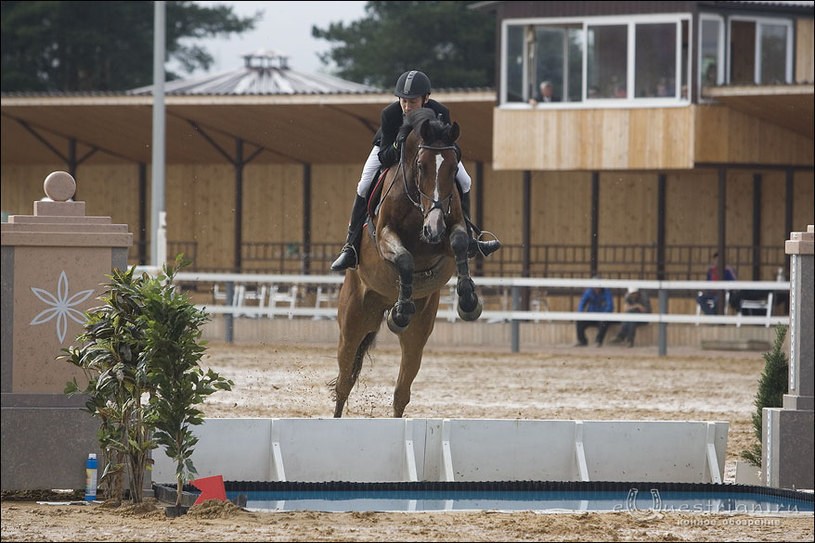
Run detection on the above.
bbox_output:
[1,171,133,491]
[763,225,814,490]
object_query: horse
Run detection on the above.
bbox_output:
[331,107,483,418]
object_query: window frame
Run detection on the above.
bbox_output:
[698,14,725,101]
[726,15,794,85]
[500,13,692,109]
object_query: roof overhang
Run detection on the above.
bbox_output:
[1,91,496,166]
[701,83,814,140]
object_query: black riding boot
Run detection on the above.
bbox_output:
[460,191,501,258]
[331,195,368,271]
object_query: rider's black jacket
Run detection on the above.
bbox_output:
[374,99,451,168]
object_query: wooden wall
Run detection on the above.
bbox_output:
[492,108,694,171]
[2,162,812,280]
[796,18,814,83]
[495,105,813,172]
[694,105,814,165]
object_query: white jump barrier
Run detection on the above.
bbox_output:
[151,418,728,485]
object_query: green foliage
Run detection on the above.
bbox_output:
[741,325,789,467]
[62,255,231,505]
[62,264,153,502]
[1,1,259,92]
[140,259,233,506]
[312,1,495,89]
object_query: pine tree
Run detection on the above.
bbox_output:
[741,325,789,467]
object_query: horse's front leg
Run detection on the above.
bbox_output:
[450,225,482,320]
[379,227,415,334]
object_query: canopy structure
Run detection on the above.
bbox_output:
[0,50,496,168]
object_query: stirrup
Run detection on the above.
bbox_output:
[467,230,502,258]
[331,244,359,271]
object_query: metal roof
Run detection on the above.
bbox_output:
[0,89,496,166]
[128,49,382,96]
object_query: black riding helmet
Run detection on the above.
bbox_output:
[394,70,431,99]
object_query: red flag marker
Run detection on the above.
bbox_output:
[190,475,226,505]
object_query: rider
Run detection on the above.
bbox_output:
[330,69,502,271]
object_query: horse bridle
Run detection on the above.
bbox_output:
[399,142,458,218]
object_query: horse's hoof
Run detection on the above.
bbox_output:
[458,297,483,321]
[387,309,409,334]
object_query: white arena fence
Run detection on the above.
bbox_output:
[151,270,789,326]
[133,268,789,354]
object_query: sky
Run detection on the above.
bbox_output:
[173,1,368,77]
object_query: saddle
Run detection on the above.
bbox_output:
[364,168,389,242]
[363,167,488,247]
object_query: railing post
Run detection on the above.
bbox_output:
[658,286,668,356]
[225,281,234,344]
[511,285,520,353]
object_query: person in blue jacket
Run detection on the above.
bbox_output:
[575,280,614,347]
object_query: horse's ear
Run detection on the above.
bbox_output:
[450,122,460,143]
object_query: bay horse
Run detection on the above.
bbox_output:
[331,108,482,418]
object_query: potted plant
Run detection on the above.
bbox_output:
[63,256,232,513]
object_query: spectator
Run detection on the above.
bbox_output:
[610,286,651,347]
[528,80,560,106]
[696,252,736,315]
[575,280,614,347]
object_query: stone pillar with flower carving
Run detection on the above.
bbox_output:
[1,171,133,491]
[762,225,814,490]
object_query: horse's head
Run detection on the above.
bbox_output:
[403,108,461,245]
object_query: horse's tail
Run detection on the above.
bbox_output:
[327,330,378,400]
[350,331,377,387]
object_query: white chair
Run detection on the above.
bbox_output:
[737,292,773,328]
[242,284,268,318]
[313,286,339,320]
[267,284,298,319]
[529,288,550,323]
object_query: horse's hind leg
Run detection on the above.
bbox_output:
[334,330,377,417]
[393,293,439,417]
[334,282,386,417]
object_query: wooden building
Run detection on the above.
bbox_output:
[471,0,813,285]
[2,3,813,303]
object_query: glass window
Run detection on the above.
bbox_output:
[501,15,691,106]
[505,25,525,103]
[700,17,723,88]
[529,24,583,103]
[587,24,627,99]
[566,27,584,101]
[635,23,676,97]
[759,23,788,84]
[730,20,756,84]
[680,20,689,99]
[728,17,792,85]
